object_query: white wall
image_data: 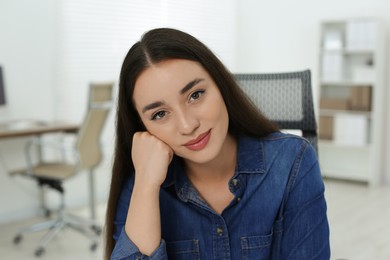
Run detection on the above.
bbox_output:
[0,0,237,223]
[0,0,59,222]
[54,0,238,123]
[236,0,390,183]
[0,0,57,120]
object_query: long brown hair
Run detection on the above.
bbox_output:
[104,28,278,259]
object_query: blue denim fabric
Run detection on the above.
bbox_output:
[111,132,330,260]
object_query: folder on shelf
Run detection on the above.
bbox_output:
[346,20,378,50]
[320,98,350,110]
[321,53,344,81]
[350,86,372,111]
[319,116,334,140]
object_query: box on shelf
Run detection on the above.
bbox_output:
[334,114,368,146]
[319,116,334,140]
[323,29,343,49]
[320,98,350,110]
[350,86,372,111]
[352,66,375,82]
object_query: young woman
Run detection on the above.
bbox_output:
[105,28,330,260]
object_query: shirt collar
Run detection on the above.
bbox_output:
[161,136,266,191]
[235,135,265,175]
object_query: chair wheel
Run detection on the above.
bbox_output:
[90,242,98,251]
[44,209,51,218]
[35,247,45,257]
[91,225,102,235]
[13,234,22,244]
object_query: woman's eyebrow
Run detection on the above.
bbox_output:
[179,78,204,95]
[142,101,164,114]
[142,78,204,114]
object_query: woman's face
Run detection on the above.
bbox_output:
[132,59,231,164]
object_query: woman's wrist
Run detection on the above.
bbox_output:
[133,175,162,194]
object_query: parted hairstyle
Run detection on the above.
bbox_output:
[104,28,278,259]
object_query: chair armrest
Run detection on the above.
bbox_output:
[29,137,77,151]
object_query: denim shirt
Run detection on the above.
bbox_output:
[111,133,330,260]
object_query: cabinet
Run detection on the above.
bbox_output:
[317,18,386,185]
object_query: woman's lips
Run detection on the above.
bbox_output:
[184,130,211,151]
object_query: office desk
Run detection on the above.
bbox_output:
[0,119,80,168]
[0,120,79,139]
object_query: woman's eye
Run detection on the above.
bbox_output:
[189,90,205,102]
[151,111,166,120]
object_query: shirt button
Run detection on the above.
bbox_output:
[232,178,238,186]
[237,197,241,202]
[217,227,223,236]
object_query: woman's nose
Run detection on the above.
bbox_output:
[176,110,199,135]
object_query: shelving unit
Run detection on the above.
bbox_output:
[317,18,386,185]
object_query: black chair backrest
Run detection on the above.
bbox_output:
[234,70,318,153]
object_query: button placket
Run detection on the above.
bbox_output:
[216,227,224,236]
[213,216,231,259]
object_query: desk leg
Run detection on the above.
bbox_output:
[32,136,43,163]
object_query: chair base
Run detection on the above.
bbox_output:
[13,211,102,257]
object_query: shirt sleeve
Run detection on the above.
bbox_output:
[110,177,168,260]
[278,142,331,260]
[111,227,168,260]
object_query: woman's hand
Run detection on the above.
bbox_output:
[132,131,174,188]
[126,131,173,255]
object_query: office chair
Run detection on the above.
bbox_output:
[12,82,114,257]
[234,70,318,153]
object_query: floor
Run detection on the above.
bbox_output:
[1,179,390,260]
[325,179,390,260]
[0,205,107,260]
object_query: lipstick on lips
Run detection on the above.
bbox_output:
[184,129,211,151]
